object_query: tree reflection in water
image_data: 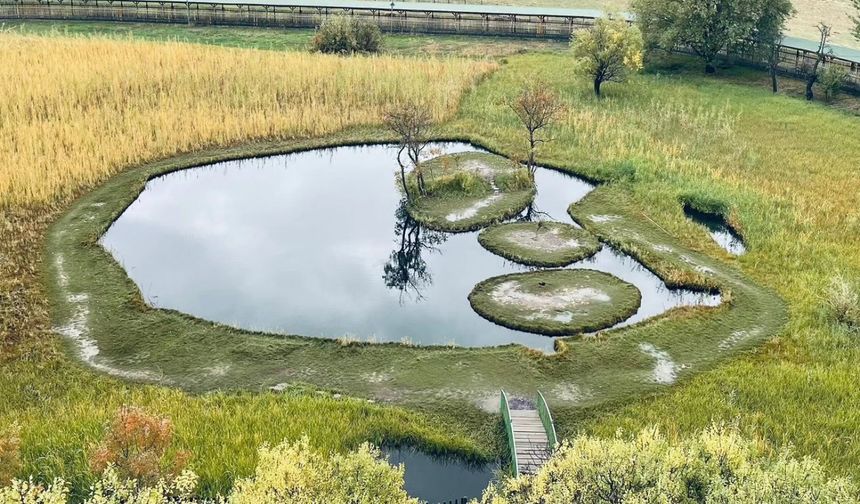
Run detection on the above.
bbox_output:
[383,199,448,303]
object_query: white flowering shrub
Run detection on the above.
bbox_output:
[0,478,69,504]
[479,425,858,504]
[228,436,417,504]
[83,467,199,504]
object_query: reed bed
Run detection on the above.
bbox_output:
[0,33,495,206]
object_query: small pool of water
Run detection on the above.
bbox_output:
[383,447,497,503]
[683,205,746,255]
[101,143,719,351]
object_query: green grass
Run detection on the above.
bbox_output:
[0,20,566,56]
[468,269,642,335]
[478,222,601,267]
[407,152,537,232]
[4,27,860,497]
[447,51,860,479]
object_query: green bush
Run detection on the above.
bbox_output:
[425,171,491,197]
[480,425,859,503]
[0,437,414,504]
[826,274,860,331]
[819,66,850,102]
[312,16,383,55]
[495,169,533,192]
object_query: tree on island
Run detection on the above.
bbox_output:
[508,82,564,182]
[633,0,794,74]
[571,17,644,97]
[384,100,434,199]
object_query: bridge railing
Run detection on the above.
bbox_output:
[536,390,557,449]
[499,389,519,476]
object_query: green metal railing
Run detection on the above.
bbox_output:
[536,390,558,448]
[499,389,519,476]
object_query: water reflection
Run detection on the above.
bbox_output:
[383,199,447,303]
[383,447,497,503]
[683,206,747,255]
[101,143,719,351]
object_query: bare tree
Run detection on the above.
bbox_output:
[508,82,564,181]
[802,23,833,101]
[384,100,434,199]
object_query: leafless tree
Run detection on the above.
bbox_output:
[802,23,833,101]
[508,82,564,181]
[384,100,434,199]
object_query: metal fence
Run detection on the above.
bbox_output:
[0,0,600,38]
[1,0,858,87]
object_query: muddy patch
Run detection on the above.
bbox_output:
[446,193,502,222]
[639,342,679,384]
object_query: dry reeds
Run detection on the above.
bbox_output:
[0,33,496,206]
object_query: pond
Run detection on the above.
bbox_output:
[101,143,720,351]
[383,447,498,503]
[683,205,746,255]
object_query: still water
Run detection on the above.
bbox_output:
[384,447,498,503]
[102,143,720,351]
[683,205,747,255]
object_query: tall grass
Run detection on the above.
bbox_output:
[0,33,495,206]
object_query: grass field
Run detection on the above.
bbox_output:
[2,23,860,500]
[0,20,565,56]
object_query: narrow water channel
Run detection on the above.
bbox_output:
[683,205,746,255]
[102,143,719,351]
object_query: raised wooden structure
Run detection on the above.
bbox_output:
[500,389,556,475]
[2,0,858,88]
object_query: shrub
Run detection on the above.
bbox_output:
[85,466,200,504]
[90,407,189,486]
[479,424,858,503]
[825,274,860,331]
[819,66,850,102]
[426,171,491,197]
[312,16,383,55]
[0,478,68,503]
[495,169,533,192]
[0,470,199,504]
[0,424,21,485]
[228,436,417,504]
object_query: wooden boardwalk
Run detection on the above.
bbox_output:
[500,390,557,475]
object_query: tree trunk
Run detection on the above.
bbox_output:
[805,77,815,101]
[594,78,602,97]
[705,62,716,74]
[770,66,779,94]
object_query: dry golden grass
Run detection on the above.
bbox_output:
[0,33,496,206]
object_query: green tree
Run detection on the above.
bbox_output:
[800,23,833,101]
[571,17,644,97]
[853,0,860,41]
[480,425,859,504]
[633,0,787,74]
[749,0,794,93]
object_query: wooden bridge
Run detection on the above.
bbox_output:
[500,390,557,475]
